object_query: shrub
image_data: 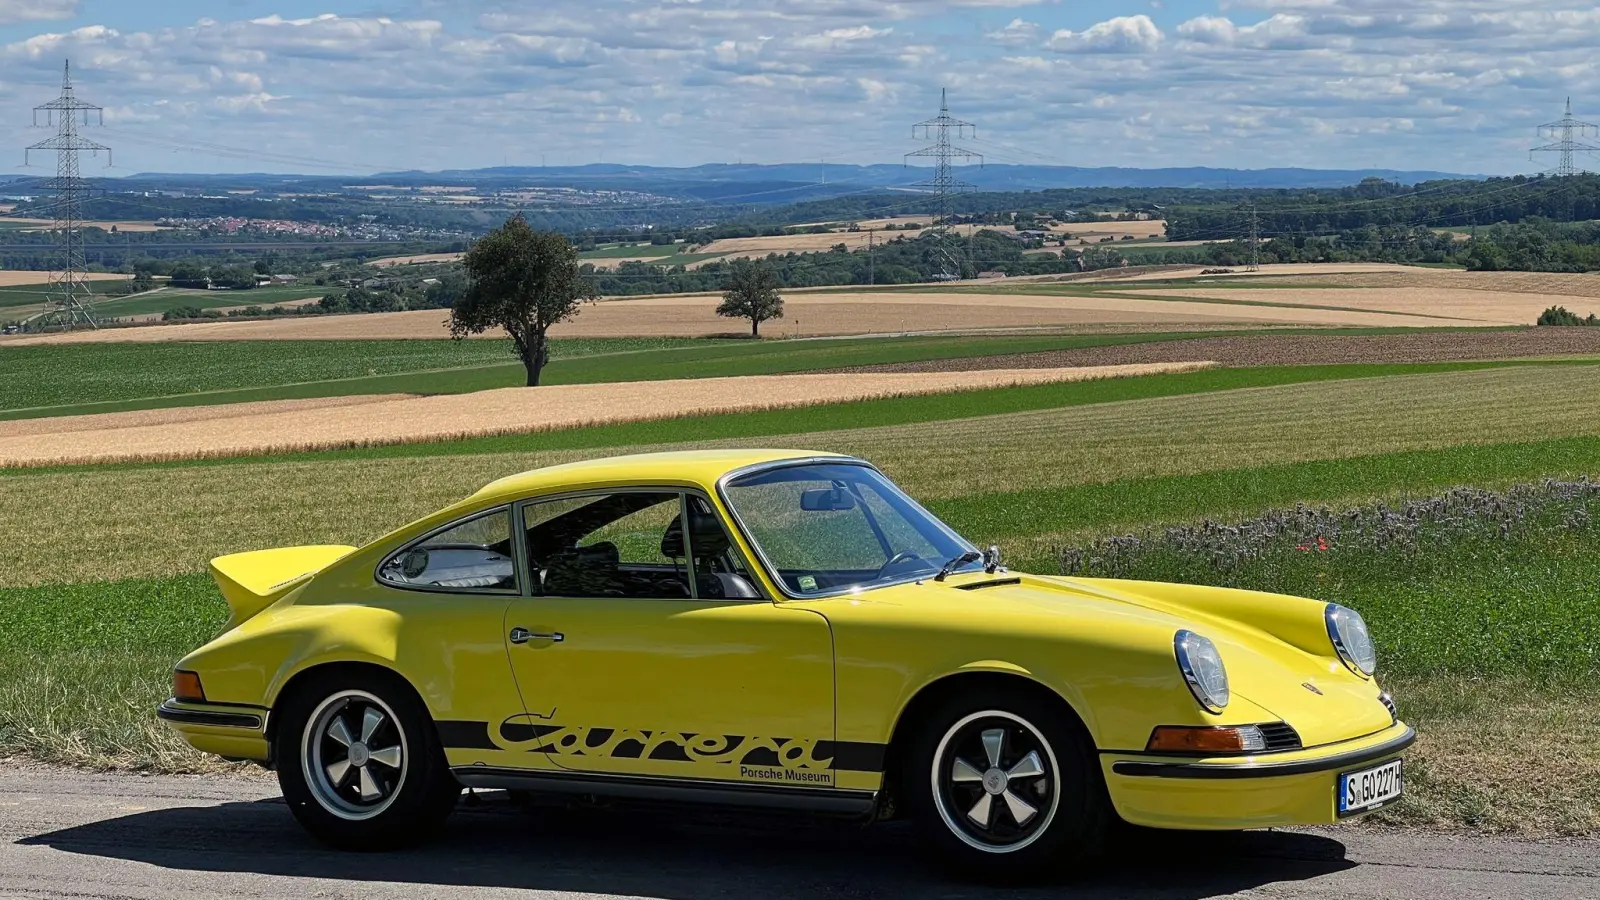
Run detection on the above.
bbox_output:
[1537,305,1600,326]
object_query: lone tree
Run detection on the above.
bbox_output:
[716,260,783,337]
[451,216,598,386]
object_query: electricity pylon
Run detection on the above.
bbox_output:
[26,60,111,329]
[1531,97,1600,177]
[906,89,982,280]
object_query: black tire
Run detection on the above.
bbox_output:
[274,668,460,850]
[902,687,1110,882]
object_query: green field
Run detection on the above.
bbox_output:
[0,329,1327,420]
[3,343,1600,832]
[0,278,129,311]
[579,242,683,259]
[95,284,326,318]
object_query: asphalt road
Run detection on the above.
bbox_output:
[2,766,1598,899]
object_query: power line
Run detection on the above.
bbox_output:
[24,60,111,330]
[1531,98,1600,177]
[906,88,982,281]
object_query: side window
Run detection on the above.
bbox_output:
[378,507,517,592]
[524,492,688,599]
[521,491,762,601]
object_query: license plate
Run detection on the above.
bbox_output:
[1338,758,1403,816]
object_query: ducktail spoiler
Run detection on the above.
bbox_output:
[209,545,356,628]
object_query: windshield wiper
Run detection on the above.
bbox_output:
[933,550,982,582]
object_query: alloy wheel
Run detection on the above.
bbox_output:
[931,710,1061,853]
[302,689,409,821]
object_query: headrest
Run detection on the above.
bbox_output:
[660,509,731,559]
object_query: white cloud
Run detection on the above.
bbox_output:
[1046,15,1163,53]
[986,18,1040,45]
[0,0,1591,176]
[1176,14,1308,48]
[0,0,76,25]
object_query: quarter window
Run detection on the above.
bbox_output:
[378,507,518,593]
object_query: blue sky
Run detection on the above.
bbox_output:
[0,0,1590,177]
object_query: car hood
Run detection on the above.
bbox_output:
[868,572,1395,747]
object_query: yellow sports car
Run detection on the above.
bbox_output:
[161,449,1410,876]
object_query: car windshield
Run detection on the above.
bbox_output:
[722,462,982,596]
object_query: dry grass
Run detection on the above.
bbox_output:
[3,363,1598,588]
[1380,677,1600,834]
[1119,286,1600,326]
[0,364,1210,468]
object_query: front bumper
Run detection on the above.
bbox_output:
[1100,721,1414,830]
[157,698,272,762]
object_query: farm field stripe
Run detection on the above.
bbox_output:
[0,331,1257,420]
[934,433,1600,564]
[0,359,1562,475]
[0,364,1212,468]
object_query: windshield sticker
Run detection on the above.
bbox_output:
[798,575,818,591]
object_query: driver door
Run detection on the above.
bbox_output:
[501,489,839,790]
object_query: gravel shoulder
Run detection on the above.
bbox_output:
[831,329,1600,373]
[2,766,1597,899]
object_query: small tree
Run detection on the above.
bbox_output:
[451,216,598,386]
[717,260,783,338]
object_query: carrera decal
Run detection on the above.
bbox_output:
[436,720,498,750]
[453,718,889,773]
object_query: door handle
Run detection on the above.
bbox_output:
[510,627,564,645]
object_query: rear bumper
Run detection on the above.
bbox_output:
[157,698,272,762]
[1101,721,1413,830]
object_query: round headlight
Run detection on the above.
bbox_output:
[1325,603,1377,676]
[1174,630,1229,713]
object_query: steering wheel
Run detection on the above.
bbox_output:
[873,549,924,580]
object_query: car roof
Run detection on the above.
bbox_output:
[467,449,855,504]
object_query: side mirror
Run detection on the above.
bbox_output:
[800,487,856,511]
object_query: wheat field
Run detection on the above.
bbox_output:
[1119,286,1600,326]
[0,363,1211,467]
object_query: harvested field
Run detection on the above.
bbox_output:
[0,272,128,287]
[0,394,412,438]
[0,363,1210,467]
[0,218,167,233]
[0,289,1465,345]
[833,329,1600,373]
[1119,286,1599,326]
[1246,268,1600,299]
[1051,220,1166,239]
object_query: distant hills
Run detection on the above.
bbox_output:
[12,163,1483,206]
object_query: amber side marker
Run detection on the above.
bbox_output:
[1146,725,1266,754]
[172,670,206,703]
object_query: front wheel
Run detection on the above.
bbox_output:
[275,670,459,850]
[905,691,1110,881]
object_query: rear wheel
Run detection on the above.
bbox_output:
[275,670,459,850]
[904,690,1110,881]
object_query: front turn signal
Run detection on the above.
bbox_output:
[1146,725,1266,754]
[172,670,206,702]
